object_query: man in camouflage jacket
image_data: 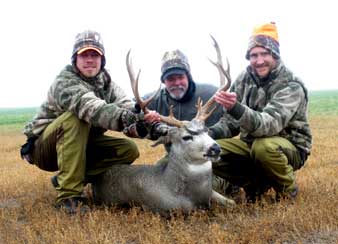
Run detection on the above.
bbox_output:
[21,30,149,214]
[209,22,312,202]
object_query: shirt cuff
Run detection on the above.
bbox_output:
[228,102,245,120]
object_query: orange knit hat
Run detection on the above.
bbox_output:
[246,22,280,60]
[252,22,279,42]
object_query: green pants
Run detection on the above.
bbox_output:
[31,112,139,202]
[213,136,302,195]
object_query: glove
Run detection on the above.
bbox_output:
[149,122,170,140]
[123,121,149,138]
[120,109,143,129]
[20,137,37,164]
[208,128,216,139]
[132,103,142,114]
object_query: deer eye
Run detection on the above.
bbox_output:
[182,135,193,141]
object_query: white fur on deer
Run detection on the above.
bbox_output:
[93,119,235,215]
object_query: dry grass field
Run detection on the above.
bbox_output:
[0,113,337,243]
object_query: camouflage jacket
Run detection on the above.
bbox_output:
[210,61,312,155]
[23,65,134,138]
[144,81,224,127]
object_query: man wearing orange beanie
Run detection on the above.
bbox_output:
[209,22,312,202]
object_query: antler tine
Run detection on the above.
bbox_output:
[209,34,231,88]
[126,50,145,112]
[195,35,232,122]
[218,57,231,91]
[126,50,159,113]
[126,50,185,128]
[209,34,225,86]
[194,97,218,122]
[159,106,185,128]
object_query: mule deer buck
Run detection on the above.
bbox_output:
[92,36,235,215]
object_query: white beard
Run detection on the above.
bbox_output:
[168,86,187,100]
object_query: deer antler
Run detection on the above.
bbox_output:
[126,50,153,113]
[194,35,232,122]
[126,50,185,127]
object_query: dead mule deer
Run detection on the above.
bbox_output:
[92,36,234,215]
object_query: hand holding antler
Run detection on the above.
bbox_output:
[194,35,232,122]
[214,91,237,110]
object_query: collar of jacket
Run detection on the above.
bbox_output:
[165,79,196,103]
[247,60,284,86]
[68,64,106,89]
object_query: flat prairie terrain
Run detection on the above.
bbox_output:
[0,91,337,244]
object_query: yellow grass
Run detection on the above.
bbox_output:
[0,116,337,244]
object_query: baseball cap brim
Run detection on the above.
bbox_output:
[77,46,103,56]
[162,68,186,81]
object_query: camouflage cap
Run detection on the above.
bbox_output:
[160,49,191,81]
[72,30,105,57]
[246,22,280,60]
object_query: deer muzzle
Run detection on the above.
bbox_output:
[204,143,221,161]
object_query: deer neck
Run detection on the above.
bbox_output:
[187,161,212,174]
[166,152,213,199]
[167,152,212,176]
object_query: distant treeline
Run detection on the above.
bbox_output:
[0,90,338,126]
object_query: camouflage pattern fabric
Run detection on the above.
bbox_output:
[24,65,134,138]
[246,35,280,60]
[210,61,312,156]
[160,49,192,82]
[72,30,105,57]
[161,49,190,74]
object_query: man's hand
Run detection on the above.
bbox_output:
[144,110,161,123]
[120,109,150,138]
[20,137,37,164]
[123,121,148,138]
[214,91,237,110]
[121,109,162,138]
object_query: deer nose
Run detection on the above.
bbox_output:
[208,143,221,156]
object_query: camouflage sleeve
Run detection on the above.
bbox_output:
[208,113,240,139]
[239,82,305,137]
[52,77,129,131]
[106,79,134,110]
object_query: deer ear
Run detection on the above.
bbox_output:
[151,136,171,147]
[151,126,178,147]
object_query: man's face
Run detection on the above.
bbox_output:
[248,46,277,79]
[76,49,102,78]
[164,73,189,100]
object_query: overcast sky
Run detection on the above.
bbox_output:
[1,0,337,108]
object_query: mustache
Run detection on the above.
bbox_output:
[168,86,185,92]
[254,63,268,68]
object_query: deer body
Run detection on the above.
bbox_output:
[93,120,234,215]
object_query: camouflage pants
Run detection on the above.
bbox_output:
[30,112,139,202]
[212,136,302,195]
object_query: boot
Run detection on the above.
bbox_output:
[54,196,90,215]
